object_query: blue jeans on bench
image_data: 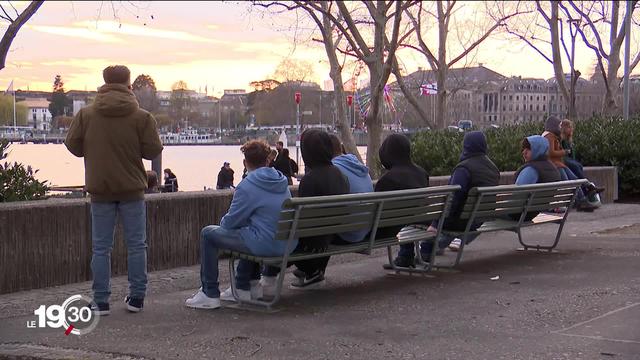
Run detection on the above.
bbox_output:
[200,225,261,298]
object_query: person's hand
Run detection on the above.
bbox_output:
[426,225,438,233]
[565,148,572,156]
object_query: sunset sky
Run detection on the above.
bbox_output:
[0,1,635,96]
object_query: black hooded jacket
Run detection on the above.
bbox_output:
[297,129,349,251]
[375,134,429,238]
[375,134,429,192]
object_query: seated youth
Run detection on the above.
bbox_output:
[185,140,295,309]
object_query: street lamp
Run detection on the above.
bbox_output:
[295,92,301,165]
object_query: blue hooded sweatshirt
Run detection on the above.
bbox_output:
[220,166,296,256]
[332,154,374,242]
[516,135,549,185]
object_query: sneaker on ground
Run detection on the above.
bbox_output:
[124,296,144,313]
[290,270,325,289]
[220,287,251,302]
[260,276,277,298]
[448,238,462,252]
[185,289,221,309]
[91,302,110,316]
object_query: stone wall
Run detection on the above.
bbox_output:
[0,167,616,294]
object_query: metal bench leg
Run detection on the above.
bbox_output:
[516,224,564,252]
[227,258,282,311]
[385,245,435,276]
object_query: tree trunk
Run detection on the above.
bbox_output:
[548,2,571,113]
[435,0,448,129]
[319,2,361,161]
[366,60,385,179]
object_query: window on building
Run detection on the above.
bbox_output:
[529,104,533,111]
[536,105,539,111]
[537,96,539,101]
[516,95,519,101]
[543,104,546,111]
[509,95,513,101]
[543,95,546,101]
[516,105,519,111]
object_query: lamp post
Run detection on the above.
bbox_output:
[295,92,301,165]
[347,94,353,128]
[623,0,632,120]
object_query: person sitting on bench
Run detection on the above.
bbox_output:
[514,135,562,220]
[420,131,500,257]
[377,134,430,269]
[185,140,295,309]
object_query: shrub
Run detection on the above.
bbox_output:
[411,117,640,196]
[0,140,49,202]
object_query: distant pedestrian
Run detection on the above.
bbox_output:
[273,148,293,185]
[64,64,163,315]
[145,170,160,194]
[216,161,235,189]
[162,168,179,192]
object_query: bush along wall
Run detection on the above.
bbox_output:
[411,116,640,197]
[0,140,49,202]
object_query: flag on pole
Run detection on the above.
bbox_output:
[5,80,14,95]
[420,83,437,96]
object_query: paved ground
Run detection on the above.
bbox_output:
[1,204,639,360]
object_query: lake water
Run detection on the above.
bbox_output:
[6,144,368,191]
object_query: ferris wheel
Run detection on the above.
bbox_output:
[350,57,418,131]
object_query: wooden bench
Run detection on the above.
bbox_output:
[220,185,460,309]
[426,179,588,270]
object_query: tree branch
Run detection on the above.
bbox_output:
[0,1,44,71]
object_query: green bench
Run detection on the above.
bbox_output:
[425,179,588,270]
[220,185,460,309]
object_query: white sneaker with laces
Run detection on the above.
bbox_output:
[448,238,462,252]
[185,289,221,309]
[260,276,277,298]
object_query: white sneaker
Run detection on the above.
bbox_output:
[220,287,251,302]
[185,289,221,309]
[448,238,462,252]
[220,281,263,302]
[260,276,277,298]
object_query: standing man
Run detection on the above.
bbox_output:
[65,65,163,315]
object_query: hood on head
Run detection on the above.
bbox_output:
[93,84,139,117]
[332,154,369,177]
[461,131,487,160]
[379,134,412,169]
[245,166,289,193]
[301,129,333,169]
[544,116,561,136]
[527,135,549,161]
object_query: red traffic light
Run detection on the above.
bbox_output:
[346,95,353,106]
[294,92,301,104]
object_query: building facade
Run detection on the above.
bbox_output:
[19,98,52,130]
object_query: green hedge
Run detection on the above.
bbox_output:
[411,117,640,197]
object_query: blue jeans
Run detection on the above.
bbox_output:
[91,200,147,304]
[559,167,586,202]
[200,225,261,298]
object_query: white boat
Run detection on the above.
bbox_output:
[160,128,220,145]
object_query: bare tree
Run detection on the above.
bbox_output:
[402,1,527,129]
[0,1,44,71]
[291,1,416,176]
[568,0,639,115]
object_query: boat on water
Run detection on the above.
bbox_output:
[160,128,220,145]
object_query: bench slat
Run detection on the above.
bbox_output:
[380,204,446,219]
[381,195,448,210]
[277,212,373,232]
[278,203,377,220]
